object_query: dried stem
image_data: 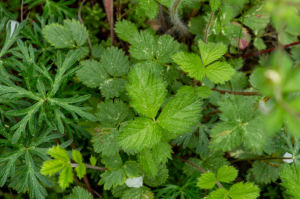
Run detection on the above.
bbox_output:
[117,0,121,18]
[71,163,108,171]
[119,5,138,19]
[211,88,260,96]
[78,0,93,50]
[204,11,214,43]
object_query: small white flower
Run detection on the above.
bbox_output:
[6,20,20,38]
[125,176,143,188]
[283,152,293,163]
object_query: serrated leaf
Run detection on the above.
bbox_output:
[136,0,159,20]
[240,4,270,30]
[156,35,180,63]
[89,156,97,166]
[252,160,279,184]
[151,141,173,165]
[129,31,156,60]
[99,169,126,190]
[205,62,236,84]
[137,150,157,178]
[217,166,238,183]
[198,40,227,66]
[59,165,73,189]
[64,19,88,47]
[42,23,74,48]
[72,150,82,164]
[126,64,167,118]
[117,117,162,152]
[100,78,127,99]
[121,186,154,199]
[172,52,205,80]
[67,186,93,199]
[144,164,168,187]
[210,0,221,11]
[76,59,109,88]
[102,154,123,170]
[157,93,202,134]
[124,161,140,178]
[280,163,300,198]
[40,159,65,176]
[228,182,260,199]
[115,20,138,42]
[75,163,86,179]
[206,188,229,199]
[197,172,217,189]
[47,145,70,162]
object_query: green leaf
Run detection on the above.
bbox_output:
[210,0,221,11]
[205,62,236,84]
[101,47,130,77]
[100,78,127,99]
[102,155,123,170]
[240,4,270,30]
[124,161,140,178]
[172,52,205,80]
[48,145,70,162]
[126,64,167,118]
[59,165,73,189]
[129,31,156,60]
[195,86,212,98]
[136,0,159,20]
[251,160,279,184]
[156,35,180,64]
[76,59,109,88]
[197,172,217,189]
[75,163,86,179]
[64,19,88,47]
[217,166,238,183]
[228,182,260,199]
[144,164,169,187]
[67,186,93,199]
[198,40,227,66]
[42,23,74,48]
[90,156,97,166]
[206,188,229,199]
[72,150,83,164]
[157,93,202,134]
[99,169,126,190]
[40,159,65,176]
[115,20,138,42]
[137,150,158,178]
[151,141,173,165]
[121,186,154,199]
[117,117,162,152]
[280,163,300,198]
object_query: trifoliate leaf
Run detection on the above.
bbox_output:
[280,163,300,198]
[72,150,82,164]
[240,4,270,30]
[129,31,156,60]
[121,186,154,199]
[144,164,169,187]
[75,163,86,179]
[102,154,123,170]
[228,182,260,199]
[89,156,97,166]
[198,40,227,66]
[99,78,127,99]
[156,35,180,64]
[205,62,236,84]
[99,169,126,190]
[76,59,109,88]
[96,99,129,126]
[42,23,74,48]
[66,186,93,199]
[217,166,238,183]
[117,117,162,153]
[124,161,140,178]
[101,47,130,77]
[210,0,221,11]
[197,172,217,189]
[206,188,229,199]
[251,160,279,184]
[137,150,158,178]
[157,93,202,134]
[64,19,88,47]
[151,141,173,165]
[115,20,138,42]
[136,0,159,20]
[40,159,65,176]
[59,165,73,189]
[172,52,205,80]
[126,64,167,118]
[92,128,121,157]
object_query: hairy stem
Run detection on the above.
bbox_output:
[211,88,260,96]
[204,11,214,43]
[170,0,190,36]
[71,163,108,171]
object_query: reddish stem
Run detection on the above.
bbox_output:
[212,88,260,96]
[117,0,121,18]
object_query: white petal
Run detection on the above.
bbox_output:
[283,152,293,163]
[125,176,143,188]
[6,20,20,38]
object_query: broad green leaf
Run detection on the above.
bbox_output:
[205,62,236,84]
[144,164,169,187]
[137,150,158,178]
[251,160,279,184]
[76,59,109,88]
[67,186,93,199]
[47,145,70,162]
[59,165,73,189]
[124,161,140,178]
[151,141,173,165]
[100,78,127,99]
[101,47,130,77]
[129,31,156,60]
[210,0,221,11]
[64,19,88,47]
[156,35,180,63]
[197,172,217,189]
[126,64,167,118]
[198,40,227,66]
[72,150,82,164]
[157,93,202,134]
[172,52,205,80]
[75,163,86,179]
[195,86,212,98]
[240,4,270,30]
[136,0,159,20]
[217,166,238,183]
[40,159,65,176]
[228,182,260,199]
[115,20,138,42]
[280,163,300,198]
[90,156,97,166]
[99,169,126,190]
[102,155,123,170]
[42,23,74,48]
[206,188,229,199]
[117,117,162,152]
[121,186,154,199]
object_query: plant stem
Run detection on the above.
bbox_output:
[119,5,138,19]
[211,88,260,96]
[230,156,293,163]
[117,0,121,18]
[173,155,223,188]
[71,163,108,171]
[204,11,214,43]
[78,0,92,50]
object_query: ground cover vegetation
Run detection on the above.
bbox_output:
[1,0,300,198]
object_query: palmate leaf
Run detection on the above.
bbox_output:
[66,186,93,199]
[126,64,167,118]
[280,163,300,198]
